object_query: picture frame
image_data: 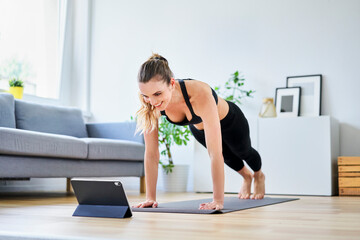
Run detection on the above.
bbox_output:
[286,74,322,117]
[275,87,301,117]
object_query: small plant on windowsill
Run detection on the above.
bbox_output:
[9,78,24,87]
[214,71,255,104]
[158,116,192,174]
[8,78,24,99]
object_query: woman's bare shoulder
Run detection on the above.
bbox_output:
[185,79,212,99]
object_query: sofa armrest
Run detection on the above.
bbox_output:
[86,122,144,144]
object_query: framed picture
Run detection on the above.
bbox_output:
[275,87,301,117]
[286,74,322,116]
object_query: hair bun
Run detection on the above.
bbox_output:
[150,53,167,62]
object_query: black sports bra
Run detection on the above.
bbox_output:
[160,79,218,126]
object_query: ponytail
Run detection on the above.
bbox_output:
[135,92,160,134]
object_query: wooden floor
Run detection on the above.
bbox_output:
[0,191,359,240]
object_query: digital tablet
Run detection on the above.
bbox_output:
[71,179,132,218]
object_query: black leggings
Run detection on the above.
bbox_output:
[189,101,262,172]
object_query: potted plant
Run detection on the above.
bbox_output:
[9,78,24,99]
[214,71,254,104]
[158,116,192,192]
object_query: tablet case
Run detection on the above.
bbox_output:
[71,179,132,218]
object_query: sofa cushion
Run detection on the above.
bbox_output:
[0,93,15,128]
[0,127,88,159]
[15,100,88,138]
[82,138,145,161]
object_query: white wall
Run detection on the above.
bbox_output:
[88,0,360,189]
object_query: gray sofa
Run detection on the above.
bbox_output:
[0,93,145,192]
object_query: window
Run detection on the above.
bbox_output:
[0,0,60,99]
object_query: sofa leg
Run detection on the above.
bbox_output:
[66,178,73,194]
[140,176,146,193]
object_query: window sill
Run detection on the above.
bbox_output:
[1,88,59,105]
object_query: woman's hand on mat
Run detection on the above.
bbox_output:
[133,199,158,208]
[199,201,224,211]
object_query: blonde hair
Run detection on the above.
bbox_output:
[135,53,174,134]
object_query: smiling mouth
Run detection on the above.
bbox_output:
[154,102,162,108]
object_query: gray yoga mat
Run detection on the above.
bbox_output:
[132,197,298,214]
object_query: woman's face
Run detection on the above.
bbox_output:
[138,75,175,111]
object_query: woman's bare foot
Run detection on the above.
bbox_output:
[237,166,254,199]
[251,170,265,200]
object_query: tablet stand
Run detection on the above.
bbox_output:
[73,204,132,218]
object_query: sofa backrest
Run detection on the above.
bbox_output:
[0,93,16,128]
[15,100,88,138]
[86,122,144,144]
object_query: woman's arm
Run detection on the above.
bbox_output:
[193,85,225,210]
[134,121,160,208]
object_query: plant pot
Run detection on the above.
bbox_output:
[162,164,189,192]
[9,86,24,99]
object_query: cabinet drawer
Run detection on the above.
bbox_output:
[339,177,360,187]
[338,166,360,172]
[338,156,360,165]
[339,188,360,196]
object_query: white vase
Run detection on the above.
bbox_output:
[162,164,189,192]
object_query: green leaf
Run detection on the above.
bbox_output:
[9,78,24,87]
[211,70,255,105]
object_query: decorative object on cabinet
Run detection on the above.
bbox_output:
[275,87,301,117]
[286,74,322,117]
[259,98,277,118]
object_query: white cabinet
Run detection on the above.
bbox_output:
[258,116,339,196]
[193,116,339,196]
